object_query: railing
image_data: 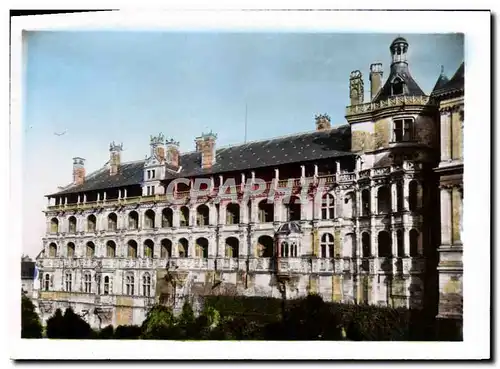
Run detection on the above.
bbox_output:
[48,168,427,211]
[346,95,434,115]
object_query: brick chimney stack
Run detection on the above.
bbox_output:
[195,131,217,170]
[72,157,86,185]
[369,63,383,101]
[165,138,180,169]
[315,113,331,131]
[109,142,123,176]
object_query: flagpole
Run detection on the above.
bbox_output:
[244,103,248,143]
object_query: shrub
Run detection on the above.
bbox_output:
[21,295,42,338]
[114,325,141,339]
[141,305,176,339]
[96,325,114,339]
[45,307,92,339]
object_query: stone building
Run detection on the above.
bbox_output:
[21,256,36,299]
[431,63,464,325]
[33,37,464,330]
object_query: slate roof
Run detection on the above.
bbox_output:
[49,125,353,196]
[21,261,35,279]
[372,67,426,102]
[432,62,464,97]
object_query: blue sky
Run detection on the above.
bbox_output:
[22,31,463,256]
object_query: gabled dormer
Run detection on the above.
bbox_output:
[143,133,167,196]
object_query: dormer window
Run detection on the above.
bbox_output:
[392,77,404,95]
[393,118,414,142]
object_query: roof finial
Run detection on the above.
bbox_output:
[440,65,445,75]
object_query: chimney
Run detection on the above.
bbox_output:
[369,63,383,101]
[165,138,180,169]
[349,70,364,106]
[315,113,331,131]
[109,142,123,176]
[195,131,217,170]
[150,133,166,162]
[72,157,86,185]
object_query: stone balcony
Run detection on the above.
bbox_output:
[345,95,434,116]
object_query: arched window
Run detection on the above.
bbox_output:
[84,272,92,293]
[127,240,138,258]
[320,233,335,258]
[290,242,298,257]
[67,242,76,258]
[397,229,404,257]
[144,210,155,229]
[180,206,190,227]
[280,241,289,258]
[86,242,95,258]
[128,211,139,229]
[44,274,50,291]
[125,274,135,295]
[258,200,274,223]
[286,196,301,221]
[178,238,188,258]
[103,276,110,295]
[362,189,371,216]
[162,208,173,228]
[108,213,117,231]
[161,239,172,259]
[226,203,240,225]
[377,231,392,257]
[362,232,371,257]
[87,214,96,232]
[65,271,72,292]
[410,229,419,256]
[196,205,210,226]
[196,237,209,259]
[257,235,274,257]
[144,239,154,258]
[68,216,77,233]
[142,273,151,297]
[409,180,419,212]
[106,241,116,257]
[321,193,335,220]
[377,186,391,214]
[392,77,404,96]
[225,237,239,258]
[50,218,59,233]
[397,181,404,212]
[49,243,57,257]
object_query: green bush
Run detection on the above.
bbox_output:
[46,307,92,339]
[96,325,114,339]
[21,295,42,338]
[114,325,141,339]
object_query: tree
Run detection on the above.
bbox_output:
[46,308,65,338]
[46,307,92,339]
[140,305,176,339]
[21,295,42,338]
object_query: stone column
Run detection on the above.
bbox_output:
[403,178,410,211]
[155,210,162,229]
[440,110,452,162]
[391,229,398,256]
[370,227,378,257]
[403,227,410,256]
[391,182,398,213]
[452,187,463,245]
[173,206,180,228]
[370,185,377,215]
[440,188,452,245]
